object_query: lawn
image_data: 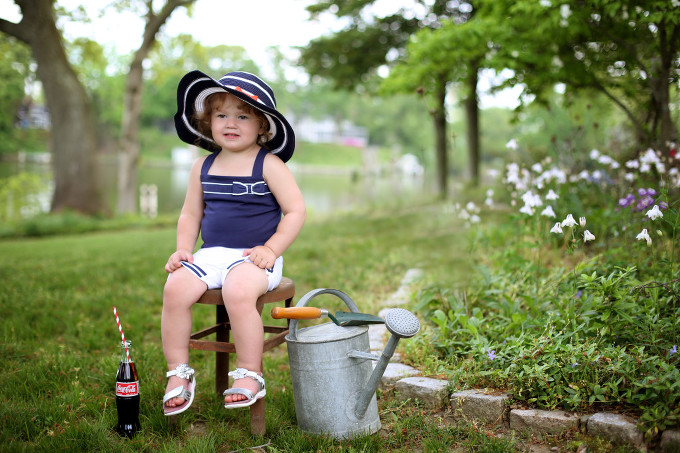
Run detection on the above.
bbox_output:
[1,142,678,451]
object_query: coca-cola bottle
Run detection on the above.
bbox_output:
[115,340,140,438]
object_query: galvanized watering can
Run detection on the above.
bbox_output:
[283,288,420,438]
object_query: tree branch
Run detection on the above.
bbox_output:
[0,16,28,44]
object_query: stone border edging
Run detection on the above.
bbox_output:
[370,269,680,452]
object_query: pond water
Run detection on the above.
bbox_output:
[0,156,430,217]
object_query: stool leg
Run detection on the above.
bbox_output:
[215,304,229,395]
[250,357,265,436]
[250,398,265,435]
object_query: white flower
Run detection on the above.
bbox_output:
[597,155,613,166]
[625,173,635,182]
[484,198,493,207]
[506,139,518,150]
[531,163,543,173]
[589,149,600,160]
[521,190,536,206]
[486,189,494,197]
[583,230,595,242]
[519,204,534,216]
[469,214,481,224]
[550,222,563,234]
[646,205,664,220]
[541,205,556,218]
[579,217,586,227]
[636,228,652,245]
[625,159,639,169]
[546,189,559,200]
[561,214,578,227]
[640,148,661,164]
[458,209,470,220]
[466,201,480,214]
[578,170,590,180]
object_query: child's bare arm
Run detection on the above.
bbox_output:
[244,154,306,268]
[165,157,206,273]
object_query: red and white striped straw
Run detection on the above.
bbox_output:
[112,306,131,362]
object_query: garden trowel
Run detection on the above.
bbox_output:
[271,306,384,326]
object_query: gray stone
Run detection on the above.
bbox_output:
[395,376,449,410]
[380,363,421,387]
[579,414,593,433]
[450,389,509,425]
[401,268,424,286]
[384,287,411,306]
[661,429,680,452]
[368,324,387,351]
[587,412,644,448]
[378,307,393,318]
[509,409,579,436]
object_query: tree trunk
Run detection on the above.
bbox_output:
[117,56,144,214]
[1,0,103,214]
[432,78,448,199]
[652,22,679,151]
[116,0,196,214]
[464,65,480,186]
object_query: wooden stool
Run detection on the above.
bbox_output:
[186,277,294,435]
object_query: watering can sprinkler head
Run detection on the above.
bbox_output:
[385,308,420,338]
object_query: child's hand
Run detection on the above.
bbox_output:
[243,245,276,270]
[165,249,193,273]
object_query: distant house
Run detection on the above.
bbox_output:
[16,103,50,130]
[291,116,368,148]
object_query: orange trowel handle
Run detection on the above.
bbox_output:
[271,306,324,320]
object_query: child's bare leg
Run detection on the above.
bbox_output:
[222,263,268,403]
[162,268,206,407]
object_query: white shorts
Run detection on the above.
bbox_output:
[178,246,283,291]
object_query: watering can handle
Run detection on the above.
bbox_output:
[287,288,360,341]
[271,306,325,320]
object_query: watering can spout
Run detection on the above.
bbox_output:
[354,308,420,419]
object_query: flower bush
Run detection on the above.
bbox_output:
[415,142,679,439]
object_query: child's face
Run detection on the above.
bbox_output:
[210,95,265,153]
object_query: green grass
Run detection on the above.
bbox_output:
[0,201,500,452]
[1,197,662,450]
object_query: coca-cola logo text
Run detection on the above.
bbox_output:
[116,381,139,396]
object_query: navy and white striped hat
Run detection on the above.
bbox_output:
[174,70,295,162]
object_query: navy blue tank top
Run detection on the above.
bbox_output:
[200,148,281,249]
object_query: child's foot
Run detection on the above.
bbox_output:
[224,368,265,408]
[164,375,190,407]
[224,376,261,404]
[163,363,196,415]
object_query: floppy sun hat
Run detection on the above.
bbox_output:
[175,70,295,162]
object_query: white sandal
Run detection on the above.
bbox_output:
[223,368,266,409]
[163,363,196,416]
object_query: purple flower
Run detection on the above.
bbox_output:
[618,193,635,208]
[572,362,579,367]
[671,345,678,357]
[636,195,655,212]
[487,349,497,361]
[575,289,583,298]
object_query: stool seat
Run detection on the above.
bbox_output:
[184,276,294,436]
